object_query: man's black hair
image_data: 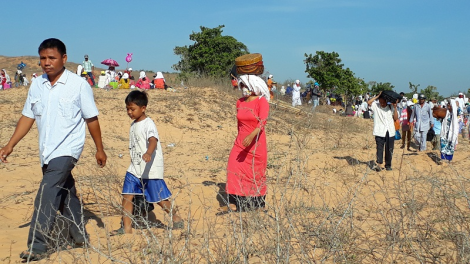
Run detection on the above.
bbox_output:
[38,38,67,56]
[125,90,148,107]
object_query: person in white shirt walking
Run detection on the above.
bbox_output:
[111,90,183,235]
[368,91,398,171]
[0,38,107,261]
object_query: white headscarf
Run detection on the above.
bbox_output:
[139,71,146,79]
[441,99,459,146]
[238,74,270,102]
[1,69,10,82]
[122,73,129,79]
[155,71,165,81]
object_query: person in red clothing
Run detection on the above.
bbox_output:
[136,71,150,89]
[218,74,270,215]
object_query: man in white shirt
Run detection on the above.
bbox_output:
[368,91,398,171]
[0,38,107,260]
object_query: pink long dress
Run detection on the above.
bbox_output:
[226,96,269,197]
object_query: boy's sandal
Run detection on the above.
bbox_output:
[110,227,125,236]
[172,221,184,229]
[20,250,47,261]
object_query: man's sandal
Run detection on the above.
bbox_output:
[20,250,47,261]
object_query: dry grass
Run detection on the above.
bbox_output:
[1,77,470,263]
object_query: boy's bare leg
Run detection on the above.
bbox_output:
[122,194,134,234]
[158,200,182,223]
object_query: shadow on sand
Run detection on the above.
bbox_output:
[333,156,376,170]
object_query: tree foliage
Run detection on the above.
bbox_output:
[419,85,441,101]
[409,82,420,94]
[369,82,395,96]
[304,51,367,99]
[304,51,344,92]
[337,68,368,98]
[173,25,248,78]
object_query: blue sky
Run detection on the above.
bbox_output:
[3,0,469,96]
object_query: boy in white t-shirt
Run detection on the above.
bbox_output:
[113,90,183,235]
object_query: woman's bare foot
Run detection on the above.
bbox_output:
[216,204,237,215]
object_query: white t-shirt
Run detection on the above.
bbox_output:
[370,102,396,137]
[127,117,164,179]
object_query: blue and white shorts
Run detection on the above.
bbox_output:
[122,172,171,203]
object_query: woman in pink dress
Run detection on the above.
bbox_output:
[136,71,150,89]
[220,74,270,214]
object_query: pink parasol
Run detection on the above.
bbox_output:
[101,58,119,67]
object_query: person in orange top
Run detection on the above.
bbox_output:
[267,74,274,100]
[152,72,166,89]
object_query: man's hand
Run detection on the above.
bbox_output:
[95,150,107,168]
[0,145,13,163]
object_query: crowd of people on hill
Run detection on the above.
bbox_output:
[75,54,170,90]
[366,91,467,170]
[0,69,36,89]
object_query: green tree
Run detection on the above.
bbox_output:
[304,51,344,92]
[419,85,439,100]
[173,25,248,78]
[409,82,420,94]
[369,82,395,95]
[337,68,368,101]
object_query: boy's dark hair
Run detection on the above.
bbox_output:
[38,38,67,56]
[125,90,148,107]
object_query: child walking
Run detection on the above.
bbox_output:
[113,90,183,235]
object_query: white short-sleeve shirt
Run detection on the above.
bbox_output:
[127,117,164,179]
[22,69,99,166]
[370,102,396,137]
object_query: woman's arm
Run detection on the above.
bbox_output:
[242,98,269,147]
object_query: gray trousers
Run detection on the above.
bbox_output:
[27,156,86,253]
[416,130,428,151]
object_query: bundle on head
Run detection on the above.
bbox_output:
[380,90,403,104]
[432,106,447,119]
[235,53,264,75]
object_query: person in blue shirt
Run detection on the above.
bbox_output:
[285,84,293,95]
[432,117,442,150]
[0,38,107,261]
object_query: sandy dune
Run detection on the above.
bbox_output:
[1,72,470,263]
